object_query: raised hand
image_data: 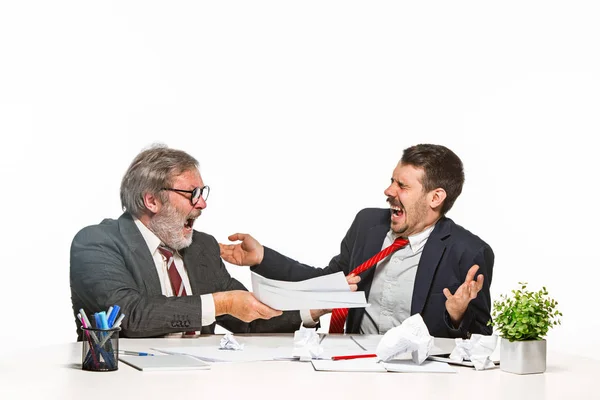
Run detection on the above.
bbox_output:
[443,264,484,326]
[213,291,282,322]
[219,233,264,266]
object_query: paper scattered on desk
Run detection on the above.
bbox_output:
[376,314,433,364]
[292,326,323,361]
[219,333,244,351]
[450,334,498,370]
[312,358,386,372]
[311,358,455,373]
[251,271,368,310]
[383,360,456,373]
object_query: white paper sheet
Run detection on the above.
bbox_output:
[311,358,386,372]
[311,358,456,373]
[251,272,369,310]
[153,345,293,362]
[252,271,351,291]
[319,335,374,359]
[383,360,456,373]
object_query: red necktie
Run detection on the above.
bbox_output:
[328,237,410,334]
[158,246,196,336]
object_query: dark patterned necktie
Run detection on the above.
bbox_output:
[328,237,410,334]
[157,245,197,337]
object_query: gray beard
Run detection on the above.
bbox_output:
[148,203,193,250]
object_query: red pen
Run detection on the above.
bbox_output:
[331,353,378,361]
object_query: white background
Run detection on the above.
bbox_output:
[1,1,598,359]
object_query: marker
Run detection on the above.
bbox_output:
[79,309,99,343]
[98,311,109,329]
[331,353,377,361]
[118,350,154,356]
[112,314,126,329]
[107,305,121,327]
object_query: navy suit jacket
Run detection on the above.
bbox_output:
[252,208,494,338]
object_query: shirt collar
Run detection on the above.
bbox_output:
[133,217,162,255]
[386,223,435,254]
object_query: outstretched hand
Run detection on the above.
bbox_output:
[213,291,282,322]
[219,233,264,266]
[443,264,484,326]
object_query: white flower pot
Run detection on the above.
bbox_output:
[500,338,546,374]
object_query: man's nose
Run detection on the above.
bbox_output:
[384,184,395,198]
[195,197,207,209]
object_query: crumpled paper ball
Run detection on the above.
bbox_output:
[376,313,433,364]
[450,334,498,370]
[292,326,323,361]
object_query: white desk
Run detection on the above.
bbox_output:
[1,334,598,400]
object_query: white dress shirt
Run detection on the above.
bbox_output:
[134,219,313,331]
[359,225,435,334]
[134,219,216,332]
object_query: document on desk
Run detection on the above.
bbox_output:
[153,345,293,363]
[120,355,211,371]
[251,271,368,310]
[383,360,456,373]
[311,359,455,373]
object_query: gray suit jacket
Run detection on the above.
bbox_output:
[70,213,301,340]
[252,208,494,338]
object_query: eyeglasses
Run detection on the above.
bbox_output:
[161,186,210,206]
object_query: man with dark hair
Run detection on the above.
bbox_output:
[220,144,494,338]
[70,144,317,339]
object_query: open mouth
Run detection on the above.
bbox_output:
[390,205,404,218]
[184,216,198,229]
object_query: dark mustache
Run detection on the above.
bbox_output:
[386,197,402,208]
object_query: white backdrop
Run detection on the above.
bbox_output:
[1,1,598,360]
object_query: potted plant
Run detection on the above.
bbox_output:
[489,282,562,374]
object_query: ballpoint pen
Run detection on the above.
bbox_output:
[118,350,155,356]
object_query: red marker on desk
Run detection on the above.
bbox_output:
[331,353,378,361]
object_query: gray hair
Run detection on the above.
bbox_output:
[120,144,199,218]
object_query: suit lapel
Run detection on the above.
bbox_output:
[181,240,205,295]
[410,217,451,315]
[118,213,163,296]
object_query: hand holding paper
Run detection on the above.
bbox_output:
[251,272,368,311]
[213,290,282,322]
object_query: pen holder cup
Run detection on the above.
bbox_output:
[81,327,121,371]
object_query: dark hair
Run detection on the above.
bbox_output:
[401,144,464,214]
[120,144,199,218]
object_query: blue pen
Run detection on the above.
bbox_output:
[107,305,121,327]
[118,350,155,356]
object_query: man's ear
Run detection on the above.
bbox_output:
[429,188,447,210]
[143,192,162,215]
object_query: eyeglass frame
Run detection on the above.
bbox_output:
[161,185,210,205]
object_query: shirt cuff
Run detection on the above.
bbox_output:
[201,294,216,326]
[300,309,318,327]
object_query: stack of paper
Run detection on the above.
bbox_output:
[251,271,368,311]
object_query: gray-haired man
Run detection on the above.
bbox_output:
[70,144,307,339]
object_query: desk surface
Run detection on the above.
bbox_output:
[1,334,598,400]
